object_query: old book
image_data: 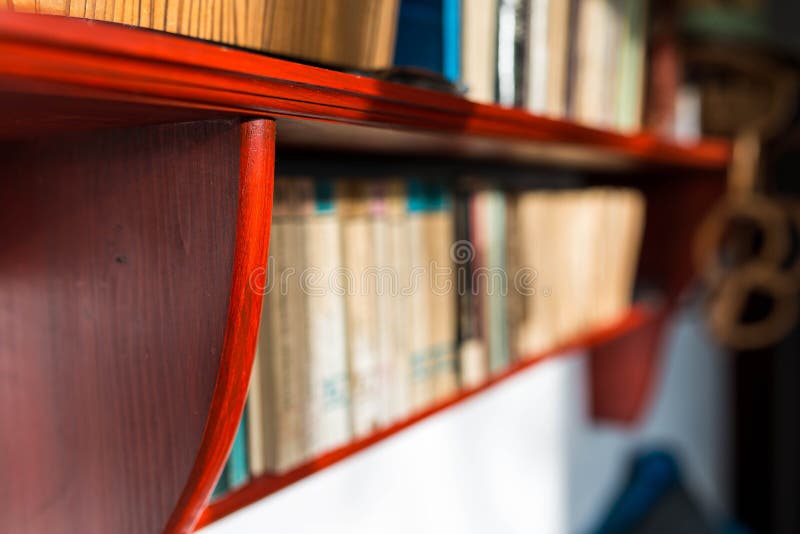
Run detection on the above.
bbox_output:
[257,179,308,473]
[338,181,380,437]
[504,191,524,362]
[454,184,485,387]
[616,0,648,132]
[525,0,550,114]
[496,0,528,107]
[462,0,498,104]
[302,178,351,455]
[428,183,457,400]
[368,181,394,427]
[226,404,249,489]
[545,0,571,117]
[385,181,412,420]
[407,179,433,411]
[7,0,399,70]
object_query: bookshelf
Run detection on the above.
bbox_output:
[0,11,730,534]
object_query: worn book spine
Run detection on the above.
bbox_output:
[454,185,484,387]
[467,186,490,382]
[496,0,529,107]
[386,180,412,421]
[339,181,380,436]
[369,181,394,427]
[462,0,498,104]
[303,178,351,455]
[407,179,433,411]
[485,190,509,373]
[525,0,550,114]
[428,183,457,401]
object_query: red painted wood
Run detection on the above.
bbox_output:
[166,119,276,533]
[196,304,657,529]
[588,310,667,423]
[0,11,730,169]
[0,120,240,534]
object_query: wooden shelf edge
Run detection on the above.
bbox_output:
[195,303,659,530]
[0,12,729,170]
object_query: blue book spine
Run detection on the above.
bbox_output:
[226,404,249,489]
[442,0,461,82]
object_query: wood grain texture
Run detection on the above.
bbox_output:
[167,119,275,533]
[0,119,240,534]
[197,305,657,529]
[0,11,730,170]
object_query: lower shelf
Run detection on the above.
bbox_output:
[196,304,661,529]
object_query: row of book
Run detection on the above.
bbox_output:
[398,0,648,131]
[5,0,401,70]
[211,178,646,498]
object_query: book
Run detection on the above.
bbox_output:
[525,0,550,114]
[226,404,249,489]
[302,178,351,456]
[427,183,457,400]
[7,0,400,70]
[394,0,461,82]
[496,0,529,107]
[407,179,434,411]
[369,181,395,427]
[385,181,412,421]
[462,0,498,103]
[338,181,381,437]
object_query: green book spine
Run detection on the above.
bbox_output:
[226,404,249,489]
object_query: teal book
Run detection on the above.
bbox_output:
[226,404,249,489]
[211,465,229,500]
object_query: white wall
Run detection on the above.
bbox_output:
[201,303,729,534]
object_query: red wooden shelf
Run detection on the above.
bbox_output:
[0,11,730,170]
[196,304,661,530]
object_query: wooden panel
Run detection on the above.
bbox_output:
[0,120,240,534]
[0,11,730,170]
[196,305,657,529]
[167,119,275,533]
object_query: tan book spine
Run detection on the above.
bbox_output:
[338,181,380,437]
[165,0,180,33]
[37,0,69,14]
[68,0,86,18]
[430,192,457,400]
[385,180,411,420]
[7,0,38,13]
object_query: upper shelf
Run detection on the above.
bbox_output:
[0,11,730,171]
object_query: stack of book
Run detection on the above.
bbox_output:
[395,0,648,131]
[211,177,646,498]
[5,0,400,70]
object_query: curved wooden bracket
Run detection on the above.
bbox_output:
[165,119,275,533]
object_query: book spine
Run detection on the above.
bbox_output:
[386,180,412,421]
[226,404,249,489]
[407,179,433,411]
[485,190,509,373]
[462,0,498,104]
[442,0,461,82]
[496,0,529,107]
[339,181,380,437]
[303,178,352,455]
[428,183,457,400]
[468,188,490,382]
[525,0,550,114]
[369,181,394,427]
